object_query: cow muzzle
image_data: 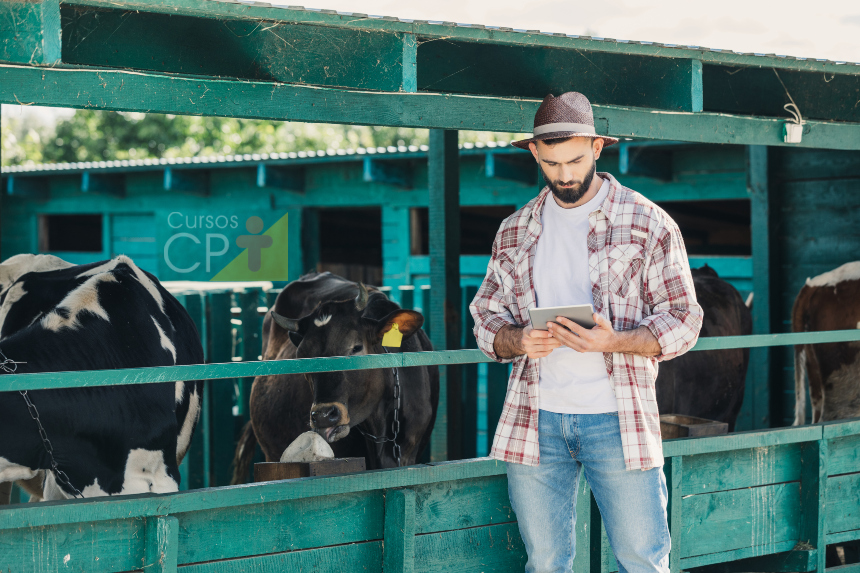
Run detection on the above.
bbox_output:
[310,402,351,443]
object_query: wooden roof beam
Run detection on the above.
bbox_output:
[619,143,674,181]
[2,65,859,151]
[81,171,125,196]
[363,157,413,188]
[58,3,418,93]
[6,1,856,122]
[0,0,60,66]
[419,41,703,112]
[5,176,49,199]
[484,152,536,185]
[256,164,304,192]
[61,0,860,76]
[164,167,209,196]
[704,64,860,124]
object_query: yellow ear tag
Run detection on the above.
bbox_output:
[381,323,403,348]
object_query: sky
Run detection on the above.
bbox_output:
[3,0,859,126]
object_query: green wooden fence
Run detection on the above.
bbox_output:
[5,283,860,494]
[1,312,859,571]
[0,418,857,573]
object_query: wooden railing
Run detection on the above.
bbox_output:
[4,330,860,393]
[2,279,860,491]
[0,418,857,573]
[5,280,860,489]
[2,291,860,573]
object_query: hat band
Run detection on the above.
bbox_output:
[533,122,596,136]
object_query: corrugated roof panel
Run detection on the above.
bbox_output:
[0,141,517,174]
[201,0,859,67]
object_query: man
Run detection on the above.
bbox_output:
[469,92,703,573]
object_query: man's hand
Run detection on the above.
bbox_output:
[521,326,561,359]
[493,324,561,359]
[548,313,662,357]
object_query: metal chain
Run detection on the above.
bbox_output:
[391,365,402,466]
[2,348,82,497]
[18,389,84,499]
[356,347,402,467]
[2,348,82,498]
[0,347,24,373]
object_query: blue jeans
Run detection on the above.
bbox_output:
[506,410,670,573]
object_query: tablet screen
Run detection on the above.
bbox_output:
[528,304,596,331]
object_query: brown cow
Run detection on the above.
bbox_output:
[231,272,439,483]
[656,265,752,431]
[792,261,860,425]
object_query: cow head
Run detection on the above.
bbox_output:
[270,283,423,443]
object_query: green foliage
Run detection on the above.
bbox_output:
[2,110,527,166]
[1,113,47,166]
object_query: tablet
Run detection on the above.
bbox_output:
[528,304,596,331]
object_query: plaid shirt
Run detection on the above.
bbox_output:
[470,173,703,470]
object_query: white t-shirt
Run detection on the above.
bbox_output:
[533,178,618,414]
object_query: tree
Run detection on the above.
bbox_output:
[3,109,527,166]
[1,113,48,166]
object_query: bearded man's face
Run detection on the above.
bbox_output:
[530,137,602,206]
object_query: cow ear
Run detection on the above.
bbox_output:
[377,310,424,340]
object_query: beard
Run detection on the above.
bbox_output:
[541,158,596,205]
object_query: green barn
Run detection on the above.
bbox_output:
[2,141,757,430]
[1,1,859,571]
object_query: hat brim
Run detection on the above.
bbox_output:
[511,131,619,150]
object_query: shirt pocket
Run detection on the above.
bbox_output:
[607,243,646,298]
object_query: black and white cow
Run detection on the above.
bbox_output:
[0,254,203,501]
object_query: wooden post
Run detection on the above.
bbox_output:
[428,129,461,462]
[236,288,263,420]
[286,208,304,282]
[485,362,509,455]
[0,104,3,260]
[748,145,772,429]
[382,206,411,290]
[799,439,828,573]
[573,475,590,573]
[174,291,209,490]
[144,516,178,573]
[690,59,704,113]
[401,33,417,93]
[383,488,416,572]
[0,0,61,66]
[589,494,604,573]
[666,456,684,573]
[462,285,479,459]
[572,474,605,573]
[101,213,112,260]
[301,208,320,274]
[207,290,237,486]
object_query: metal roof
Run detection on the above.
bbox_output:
[213,0,860,69]
[3,0,859,151]
[1,141,524,175]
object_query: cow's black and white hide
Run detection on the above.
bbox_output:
[0,254,204,501]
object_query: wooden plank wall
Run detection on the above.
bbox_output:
[1,420,857,573]
[771,149,860,426]
[1,145,748,284]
